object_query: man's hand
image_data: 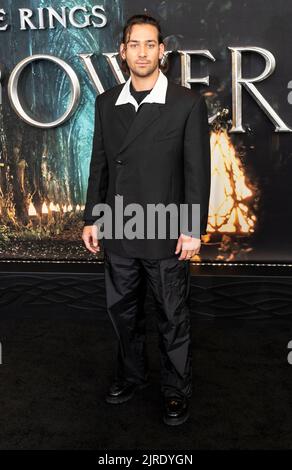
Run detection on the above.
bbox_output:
[175,233,201,260]
[82,224,100,254]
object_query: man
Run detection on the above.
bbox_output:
[82,14,211,426]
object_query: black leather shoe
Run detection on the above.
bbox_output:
[163,396,190,426]
[105,379,149,404]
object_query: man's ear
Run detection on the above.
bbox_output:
[159,42,165,60]
[120,43,126,60]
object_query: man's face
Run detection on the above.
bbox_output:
[120,24,165,78]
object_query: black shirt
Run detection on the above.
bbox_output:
[130,82,153,105]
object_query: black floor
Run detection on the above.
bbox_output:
[0,294,292,450]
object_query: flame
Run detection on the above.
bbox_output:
[49,202,60,212]
[28,202,37,216]
[207,129,256,233]
[76,204,80,211]
[41,202,48,214]
[41,201,62,216]
[67,204,73,211]
[63,204,67,213]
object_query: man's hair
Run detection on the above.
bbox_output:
[120,14,167,74]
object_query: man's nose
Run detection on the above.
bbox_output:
[138,46,147,57]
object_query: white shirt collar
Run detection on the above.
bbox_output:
[115,69,168,112]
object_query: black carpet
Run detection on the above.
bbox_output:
[0,292,292,450]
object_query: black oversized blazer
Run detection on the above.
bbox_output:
[83,79,211,259]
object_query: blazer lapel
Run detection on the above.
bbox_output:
[118,103,162,155]
[115,103,136,133]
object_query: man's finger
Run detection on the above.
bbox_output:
[92,236,100,250]
[84,240,98,253]
[178,249,188,260]
[175,237,182,254]
[91,225,100,250]
[82,235,98,253]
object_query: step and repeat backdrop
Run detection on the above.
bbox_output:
[0,0,291,264]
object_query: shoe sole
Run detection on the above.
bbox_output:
[163,412,190,426]
[105,382,149,405]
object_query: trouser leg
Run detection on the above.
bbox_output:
[104,249,149,385]
[142,256,192,399]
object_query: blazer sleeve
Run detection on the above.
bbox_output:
[183,94,211,237]
[83,95,109,224]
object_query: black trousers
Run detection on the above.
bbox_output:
[104,249,192,399]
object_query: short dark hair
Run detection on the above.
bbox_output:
[120,14,167,74]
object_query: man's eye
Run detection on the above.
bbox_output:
[148,44,155,48]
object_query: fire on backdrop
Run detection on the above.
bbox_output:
[198,109,258,263]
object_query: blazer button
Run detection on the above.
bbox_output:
[115,159,123,165]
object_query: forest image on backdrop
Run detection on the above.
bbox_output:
[0,0,124,261]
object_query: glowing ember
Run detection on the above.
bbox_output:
[207,129,256,233]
